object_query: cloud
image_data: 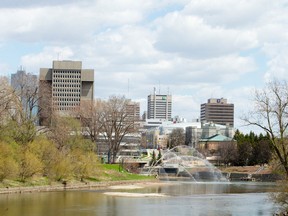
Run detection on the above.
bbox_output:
[154,12,258,58]
[1,0,288,132]
[182,0,269,28]
[20,46,74,74]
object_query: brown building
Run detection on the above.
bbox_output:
[126,100,140,121]
[200,98,234,126]
[198,134,237,165]
[38,60,94,126]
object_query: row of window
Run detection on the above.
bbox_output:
[53,102,80,107]
[53,75,80,79]
[52,88,80,93]
[52,93,81,97]
[53,98,80,102]
[53,79,80,83]
[52,84,81,88]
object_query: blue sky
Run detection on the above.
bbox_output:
[1,0,288,133]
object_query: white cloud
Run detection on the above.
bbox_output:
[1,0,288,133]
[182,0,269,28]
[20,46,74,73]
[154,12,258,58]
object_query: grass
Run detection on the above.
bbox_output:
[101,164,154,181]
[0,164,154,189]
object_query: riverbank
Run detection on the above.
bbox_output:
[0,179,160,195]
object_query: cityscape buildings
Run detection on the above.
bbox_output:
[200,98,234,127]
[147,88,172,120]
[11,67,37,91]
[126,100,140,121]
[38,60,94,126]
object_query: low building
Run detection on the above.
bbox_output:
[198,134,237,164]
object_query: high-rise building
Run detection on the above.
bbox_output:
[11,68,38,119]
[147,88,172,120]
[200,98,234,126]
[38,60,94,126]
[11,68,37,91]
[126,100,140,121]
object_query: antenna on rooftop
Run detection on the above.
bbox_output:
[128,78,130,98]
[57,52,61,60]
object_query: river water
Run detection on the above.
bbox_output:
[0,181,280,216]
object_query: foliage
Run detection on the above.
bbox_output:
[0,142,19,181]
[70,149,99,181]
[233,130,272,166]
[150,150,157,166]
[157,149,162,165]
[18,148,44,182]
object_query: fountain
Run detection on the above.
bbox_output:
[147,145,228,182]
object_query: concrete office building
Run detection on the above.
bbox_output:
[147,88,172,120]
[126,100,140,121]
[200,98,234,126]
[39,60,94,126]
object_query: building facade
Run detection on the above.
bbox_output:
[39,60,94,126]
[126,100,140,121]
[200,98,234,126]
[147,89,172,120]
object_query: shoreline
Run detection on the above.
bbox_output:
[0,179,160,195]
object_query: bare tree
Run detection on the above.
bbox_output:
[243,79,288,177]
[100,95,138,163]
[0,77,17,124]
[78,100,104,143]
[219,141,237,166]
[11,72,39,121]
[168,128,185,149]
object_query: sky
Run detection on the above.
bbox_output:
[1,0,288,133]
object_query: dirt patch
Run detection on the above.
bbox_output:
[219,166,273,174]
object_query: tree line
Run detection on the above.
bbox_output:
[0,76,137,182]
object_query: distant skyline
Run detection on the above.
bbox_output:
[1,0,287,133]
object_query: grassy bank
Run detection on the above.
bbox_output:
[0,164,154,192]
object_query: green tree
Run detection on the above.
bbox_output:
[156,150,163,165]
[150,150,157,166]
[0,142,19,181]
[18,148,44,181]
[70,149,99,181]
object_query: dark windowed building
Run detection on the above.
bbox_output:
[200,98,234,126]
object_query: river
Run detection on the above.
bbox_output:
[0,181,280,216]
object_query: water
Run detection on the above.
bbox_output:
[0,181,279,216]
[150,145,229,182]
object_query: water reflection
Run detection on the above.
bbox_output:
[0,181,279,216]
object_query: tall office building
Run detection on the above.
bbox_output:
[200,98,234,126]
[126,100,140,121]
[39,60,94,126]
[11,68,37,91]
[147,88,172,120]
